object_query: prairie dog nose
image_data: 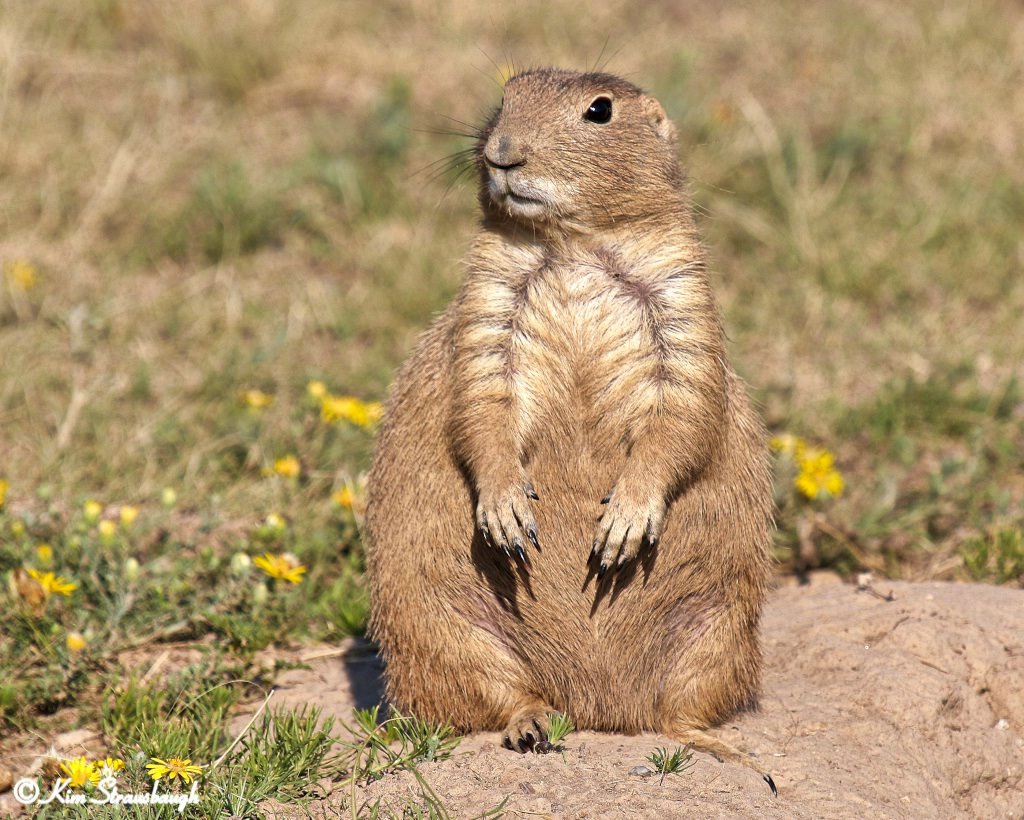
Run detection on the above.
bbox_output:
[484,134,526,169]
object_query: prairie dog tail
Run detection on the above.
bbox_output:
[668,725,777,797]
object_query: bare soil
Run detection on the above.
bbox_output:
[3,576,1021,818]
[268,575,1024,818]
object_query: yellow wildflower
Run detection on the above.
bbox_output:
[332,487,356,509]
[264,512,286,533]
[273,455,301,478]
[27,568,77,597]
[253,552,306,584]
[145,757,203,784]
[98,519,117,541]
[0,478,8,507]
[161,487,178,508]
[364,401,384,426]
[119,505,139,529]
[60,756,99,788]
[320,394,357,424]
[36,544,53,564]
[95,757,125,779]
[769,434,806,457]
[11,519,25,537]
[5,259,37,291]
[795,448,845,500]
[320,395,383,428]
[240,389,274,410]
[66,631,88,653]
[307,380,327,399]
[83,499,103,523]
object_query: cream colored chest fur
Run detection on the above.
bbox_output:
[508,253,662,446]
[454,231,721,472]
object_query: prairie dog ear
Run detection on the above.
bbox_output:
[642,95,677,143]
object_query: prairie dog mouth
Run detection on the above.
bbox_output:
[487,173,555,217]
[505,190,543,206]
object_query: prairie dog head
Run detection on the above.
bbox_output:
[477,68,684,233]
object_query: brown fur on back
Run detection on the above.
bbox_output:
[365,67,773,776]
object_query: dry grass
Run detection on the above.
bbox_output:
[1,0,1022,662]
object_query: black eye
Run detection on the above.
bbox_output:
[584,96,613,124]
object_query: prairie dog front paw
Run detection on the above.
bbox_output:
[477,472,540,566]
[592,485,665,575]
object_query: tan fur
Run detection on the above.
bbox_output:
[365,68,774,789]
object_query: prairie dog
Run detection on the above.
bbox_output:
[365,68,775,792]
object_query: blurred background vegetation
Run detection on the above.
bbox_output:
[1,0,1022,590]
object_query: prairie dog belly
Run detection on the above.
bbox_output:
[487,258,674,671]
[510,256,663,457]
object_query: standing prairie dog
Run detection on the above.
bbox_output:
[365,68,775,792]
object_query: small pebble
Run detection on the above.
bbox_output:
[629,765,654,777]
[519,782,536,794]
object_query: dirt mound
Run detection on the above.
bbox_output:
[269,575,1024,818]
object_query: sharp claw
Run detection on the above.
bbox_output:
[597,563,609,579]
[600,494,611,504]
[763,773,777,797]
[502,735,513,750]
[512,535,528,564]
[526,485,539,500]
[516,737,531,753]
[527,526,540,551]
[591,539,599,557]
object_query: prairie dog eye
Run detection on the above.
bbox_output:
[584,96,613,124]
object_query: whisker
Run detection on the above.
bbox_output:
[416,127,481,140]
[476,46,507,90]
[591,35,611,73]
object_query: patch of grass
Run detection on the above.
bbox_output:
[340,706,463,818]
[201,706,341,813]
[156,159,319,264]
[546,712,575,746]
[38,702,345,819]
[962,529,1024,584]
[836,369,1021,446]
[347,705,460,776]
[647,746,695,783]
[0,443,368,734]
[310,561,371,641]
[535,711,575,754]
[162,3,299,103]
[100,665,245,761]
